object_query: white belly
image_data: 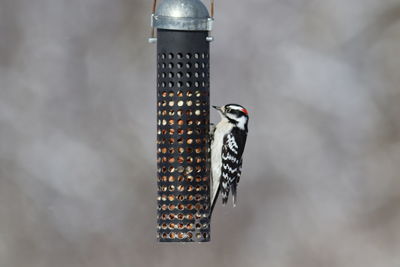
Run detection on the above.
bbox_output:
[211,120,233,203]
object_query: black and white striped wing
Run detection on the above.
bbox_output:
[220,131,245,205]
[231,158,243,205]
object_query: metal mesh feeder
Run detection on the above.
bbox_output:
[150,0,214,242]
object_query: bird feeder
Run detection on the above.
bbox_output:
[149,0,214,242]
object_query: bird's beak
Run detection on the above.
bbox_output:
[213,106,225,117]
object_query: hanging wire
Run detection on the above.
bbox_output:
[151,0,158,39]
[210,0,214,18]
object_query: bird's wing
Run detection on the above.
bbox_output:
[220,133,242,205]
[237,158,243,184]
[231,158,242,206]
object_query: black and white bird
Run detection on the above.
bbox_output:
[210,104,249,216]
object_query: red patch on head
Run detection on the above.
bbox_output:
[241,108,248,115]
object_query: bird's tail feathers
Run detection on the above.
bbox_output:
[231,182,237,207]
[221,189,229,205]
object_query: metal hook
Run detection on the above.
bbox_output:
[149,0,158,43]
[208,0,214,42]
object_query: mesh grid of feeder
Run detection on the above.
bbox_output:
[150,0,214,242]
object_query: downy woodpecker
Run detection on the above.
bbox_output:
[210,104,249,216]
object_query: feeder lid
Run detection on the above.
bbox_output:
[152,0,213,31]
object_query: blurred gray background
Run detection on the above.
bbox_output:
[1,0,400,266]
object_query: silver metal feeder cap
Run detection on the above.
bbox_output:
[152,0,213,31]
